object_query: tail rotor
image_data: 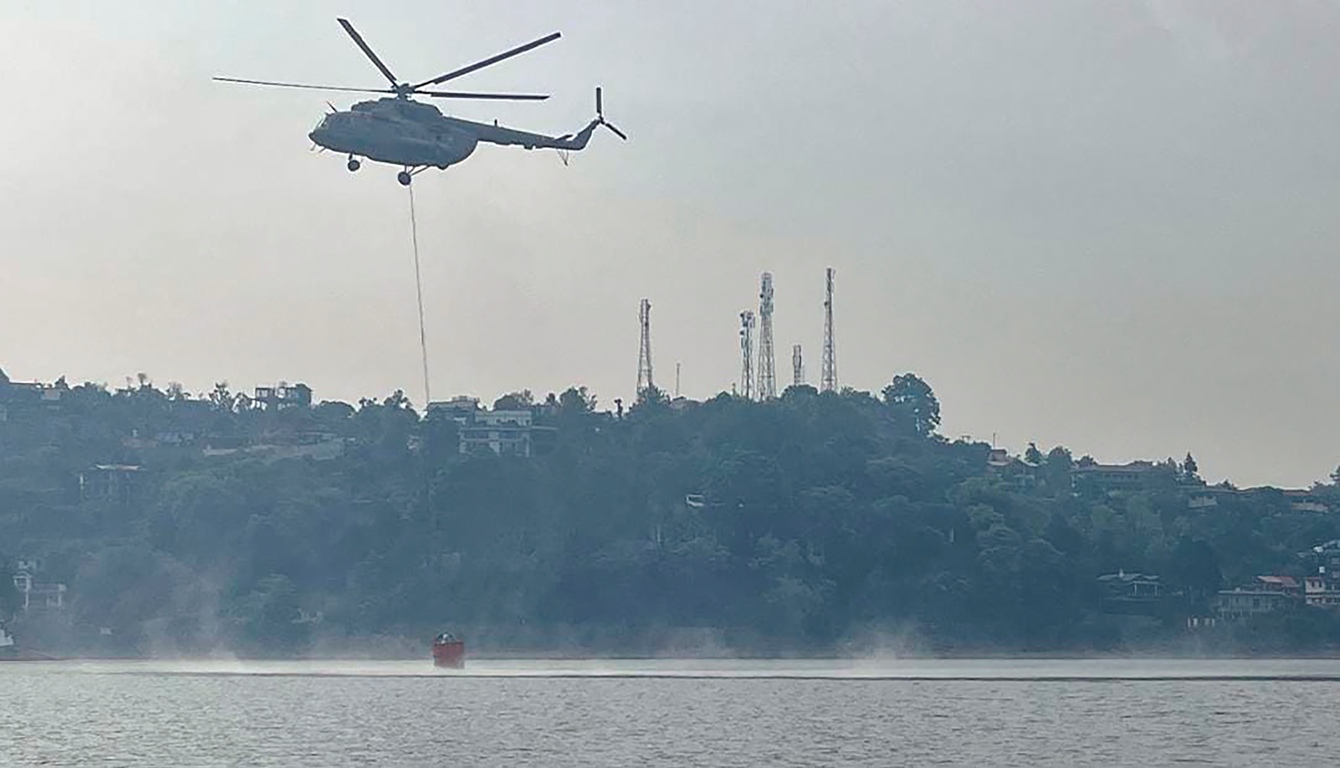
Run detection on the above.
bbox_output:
[595,86,627,140]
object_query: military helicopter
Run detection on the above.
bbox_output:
[215,18,625,185]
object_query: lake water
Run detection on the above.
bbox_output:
[3,658,1339,766]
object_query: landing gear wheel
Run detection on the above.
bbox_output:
[397,171,412,186]
[347,158,361,172]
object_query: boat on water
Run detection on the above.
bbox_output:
[432,632,465,669]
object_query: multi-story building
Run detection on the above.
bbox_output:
[1212,588,1296,621]
[427,396,552,457]
[1072,461,1162,495]
[1304,574,1340,609]
[461,409,535,457]
[253,383,313,410]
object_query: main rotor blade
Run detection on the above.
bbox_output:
[412,31,561,89]
[419,90,550,101]
[213,77,394,95]
[337,17,398,86]
[604,122,628,141]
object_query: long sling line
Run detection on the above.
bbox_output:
[408,184,432,408]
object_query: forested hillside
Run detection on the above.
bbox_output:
[3,371,1340,657]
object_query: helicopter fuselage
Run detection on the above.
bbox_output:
[308,96,604,174]
[309,98,479,169]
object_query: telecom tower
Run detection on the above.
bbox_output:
[637,298,654,395]
[821,267,837,392]
[739,310,756,400]
[756,272,776,399]
[792,344,804,388]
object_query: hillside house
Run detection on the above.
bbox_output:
[78,464,143,503]
[12,561,67,613]
[1304,574,1340,609]
[253,383,313,410]
[1211,575,1305,621]
[1097,571,1166,613]
[1072,461,1164,495]
[1212,588,1296,621]
[427,396,555,457]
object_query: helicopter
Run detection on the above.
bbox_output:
[214,18,625,185]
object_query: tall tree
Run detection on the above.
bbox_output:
[1045,446,1073,470]
[881,373,941,437]
[634,385,669,410]
[1167,537,1221,602]
[1024,443,1044,466]
[208,382,236,413]
[558,386,597,414]
[1183,452,1200,483]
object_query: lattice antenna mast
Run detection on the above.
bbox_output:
[757,272,776,399]
[637,298,655,395]
[792,344,804,388]
[821,267,837,392]
[739,310,755,400]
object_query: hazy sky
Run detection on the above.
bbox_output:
[3,1,1340,487]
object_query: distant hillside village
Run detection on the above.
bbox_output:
[987,446,1340,628]
[5,365,1340,655]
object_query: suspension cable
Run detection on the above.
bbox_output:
[408,184,432,408]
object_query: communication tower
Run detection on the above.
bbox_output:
[757,272,776,399]
[792,344,804,388]
[821,267,837,392]
[739,310,756,400]
[637,298,654,396]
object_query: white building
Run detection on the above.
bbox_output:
[13,562,67,612]
[460,409,534,456]
[427,397,544,457]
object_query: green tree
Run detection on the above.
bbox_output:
[1024,443,1044,466]
[881,373,940,437]
[493,390,534,411]
[557,386,597,414]
[634,385,670,411]
[1046,446,1073,471]
[207,382,235,412]
[1167,536,1221,602]
[1181,452,1201,484]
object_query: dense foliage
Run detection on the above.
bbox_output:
[2,373,1339,657]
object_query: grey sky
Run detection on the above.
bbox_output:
[2,1,1339,487]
